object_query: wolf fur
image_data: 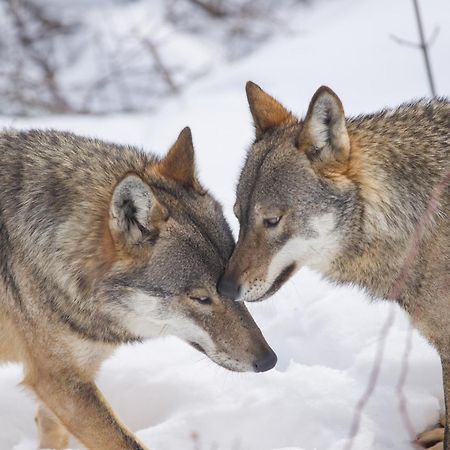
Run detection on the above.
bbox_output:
[219,82,449,449]
[0,126,276,449]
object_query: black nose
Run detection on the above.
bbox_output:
[217,274,241,300]
[254,348,277,373]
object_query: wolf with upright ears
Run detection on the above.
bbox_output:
[219,81,449,449]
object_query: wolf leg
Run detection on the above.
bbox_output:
[417,357,450,450]
[25,364,147,450]
[417,421,444,449]
[36,401,70,449]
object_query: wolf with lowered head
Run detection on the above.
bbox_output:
[0,126,276,450]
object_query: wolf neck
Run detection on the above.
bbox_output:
[326,105,448,300]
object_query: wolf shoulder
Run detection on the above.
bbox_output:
[347,97,449,148]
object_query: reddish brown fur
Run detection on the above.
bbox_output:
[246,81,297,138]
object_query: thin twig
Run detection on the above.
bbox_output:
[186,0,228,18]
[140,37,180,95]
[343,305,396,450]
[396,323,420,447]
[412,0,437,97]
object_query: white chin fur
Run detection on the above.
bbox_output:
[125,291,255,371]
[123,291,169,338]
[240,213,340,302]
[125,292,214,347]
[209,352,255,372]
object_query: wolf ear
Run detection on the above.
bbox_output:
[156,127,203,193]
[110,175,168,246]
[298,86,350,172]
[246,81,297,139]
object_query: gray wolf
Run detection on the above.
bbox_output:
[218,81,449,449]
[0,126,276,449]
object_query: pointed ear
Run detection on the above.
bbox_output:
[246,81,297,139]
[110,175,168,246]
[298,86,350,172]
[156,127,203,192]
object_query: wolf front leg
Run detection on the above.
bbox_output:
[25,365,147,450]
[36,401,70,449]
[417,358,450,450]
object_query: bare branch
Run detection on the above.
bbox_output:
[140,37,180,95]
[343,305,397,450]
[396,323,418,444]
[412,0,437,97]
[389,34,421,49]
[427,26,440,48]
[185,0,228,18]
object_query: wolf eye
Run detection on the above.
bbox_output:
[263,216,282,228]
[190,296,212,305]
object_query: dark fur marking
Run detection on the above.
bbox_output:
[122,198,137,226]
[0,203,26,313]
[149,183,231,266]
[241,148,274,228]
[266,263,297,298]
[30,266,139,345]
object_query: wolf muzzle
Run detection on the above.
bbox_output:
[253,347,277,372]
[217,274,241,301]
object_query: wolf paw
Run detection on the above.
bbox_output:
[416,416,445,449]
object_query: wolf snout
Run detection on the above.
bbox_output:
[217,274,241,300]
[253,347,277,372]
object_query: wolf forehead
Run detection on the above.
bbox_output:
[153,183,234,257]
[236,126,320,207]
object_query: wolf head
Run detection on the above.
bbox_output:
[218,82,358,302]
[101,127,276,372]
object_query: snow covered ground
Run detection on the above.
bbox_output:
[0,0,449,449]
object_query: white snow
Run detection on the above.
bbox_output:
[0,0,449,449]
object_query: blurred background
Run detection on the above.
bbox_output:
[0,1,449,450]
[0,0,447,117]
[0,0,307,115]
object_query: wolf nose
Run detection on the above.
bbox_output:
[217,275,241,300]
[254,348,277,373]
